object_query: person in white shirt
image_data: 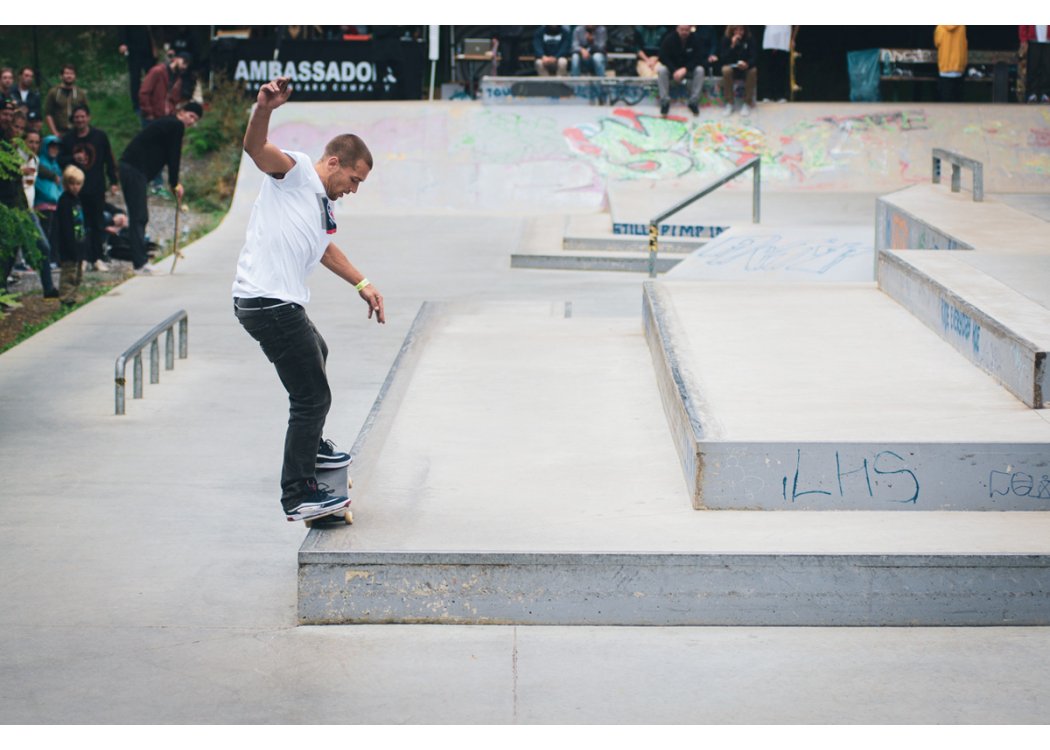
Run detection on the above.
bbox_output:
[761,25,796,102]
[232,76,385,523]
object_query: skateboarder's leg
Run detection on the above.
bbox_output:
[236,303,332,508]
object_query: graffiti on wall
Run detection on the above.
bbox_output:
[563,107,937,186]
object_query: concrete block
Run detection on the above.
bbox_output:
[878,250,1050,408]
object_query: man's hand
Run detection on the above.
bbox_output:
[257,77,292,111]
[174,183,185,201]
[673,67,687,83]
[360,285,385,324]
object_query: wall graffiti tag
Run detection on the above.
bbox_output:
[781,448,920,505]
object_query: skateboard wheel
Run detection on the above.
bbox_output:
[345,510,354,525]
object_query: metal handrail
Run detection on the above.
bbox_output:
[931,148,983,202]
[114,310,188,415]
[647,157,761,278]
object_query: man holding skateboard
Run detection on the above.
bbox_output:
[118,101,202,274]
[233,77,385,523]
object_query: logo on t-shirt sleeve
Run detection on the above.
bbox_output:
[320,195,337,235]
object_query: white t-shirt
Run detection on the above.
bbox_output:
[231,150,334,306]
[763,25,792,52]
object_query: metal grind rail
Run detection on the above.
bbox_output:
[932,148,984,202]
[114,310,188,415]
[647,157,761,278]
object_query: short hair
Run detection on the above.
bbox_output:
[62,165,84,187]
[61,63,76,74]
[0,67,12,77]
[72,103,90,116]
[19,66,33,76]
[323,134,373,170]
[180,101,203,118]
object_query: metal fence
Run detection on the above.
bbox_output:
[114,311,189,415]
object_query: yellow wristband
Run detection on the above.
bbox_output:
[355,278,371,291]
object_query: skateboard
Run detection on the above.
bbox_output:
[304,470,354,528]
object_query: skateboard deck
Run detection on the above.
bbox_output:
[304,464,354,528]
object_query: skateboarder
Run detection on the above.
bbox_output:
[232,76,385,522]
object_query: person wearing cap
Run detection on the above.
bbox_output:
[138,51,191,123]
[117,101,202,274]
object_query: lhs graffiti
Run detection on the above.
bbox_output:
[781,448,920,505]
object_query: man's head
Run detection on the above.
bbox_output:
[0,68,13,92]
[10,111,26,139]
[0,101,13,135]
[171,52,191,74]
[60,64,76,86]
[71,104,90,134]
[24,129,40,154]
[176,101,203,127]
[676,25,693,41]
[316,134,372,201]
[19,67,33,90]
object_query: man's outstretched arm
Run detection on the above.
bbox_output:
[321,242,386,324]
[243,77,296,177]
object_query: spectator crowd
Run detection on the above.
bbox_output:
[1,26,203,304]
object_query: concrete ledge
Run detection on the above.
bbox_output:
[878,249,1050,408]
[876,184,1049,255]
[642,281,713,506]
[511,252,681,272]
[563,235,703,254]
[643,281,1050,510]
[297,550,1050,626]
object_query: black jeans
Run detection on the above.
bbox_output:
[118,161,150,269]
[235,299,331,508]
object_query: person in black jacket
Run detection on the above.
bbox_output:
[117,101,202,274]
[59,104,119,269]
[719,26,759,115]
[54,166,87,305]
[656,25,718,116]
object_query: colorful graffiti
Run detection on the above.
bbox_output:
[564,108,696,180]
[563,107,942,186]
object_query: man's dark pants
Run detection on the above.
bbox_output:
[118,161,150,269]
[234,300,331,509]
[79,189,107,264]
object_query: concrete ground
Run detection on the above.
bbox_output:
[3,99,1050,724]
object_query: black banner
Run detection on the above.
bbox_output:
[212,38,424,101]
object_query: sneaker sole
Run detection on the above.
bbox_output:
[285,496,350,523]
[316,455,353,469]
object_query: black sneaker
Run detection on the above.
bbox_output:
[659,101,670,116]
[688,102,699,116]
[284,480,350,522]
[317,438,352,469]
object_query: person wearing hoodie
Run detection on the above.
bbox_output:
[934,25,967,102]
[35,135,63,239]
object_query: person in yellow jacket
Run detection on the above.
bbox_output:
[934,25,967,102]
